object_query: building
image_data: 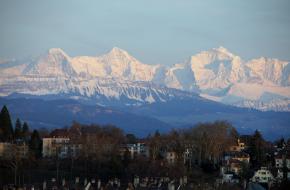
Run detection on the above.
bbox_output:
[124,143,149,159]
[275,155,284,168]
[275,153,290,169]
[42,137,70,158]
[0,142,13,158]
[227,159,243,174]
[276,169,284,182]
[0,142,28,159]
[15,141,29,158]
[251,167,275,183]
[229,139,245,152]
[183,148,193,164]
[221,150,250,176]
[222,172,240,183]
[224,151,250,163]
[164,151,177,164]
[42,129,81,158]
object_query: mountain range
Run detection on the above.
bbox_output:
[0,47,289,139]
[0,47,289,111]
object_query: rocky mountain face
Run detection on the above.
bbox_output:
[0,47,289,111]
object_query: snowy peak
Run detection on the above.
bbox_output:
[23,48,75,77]
[46,48,71,63]
[101,47,137,65]
[70,47,160,81]
[109,47,130,57]
[47,48,69,58]
[212,46,235,58]
[190,47,236,65]
[97,47,159,81]
[246,57,289,86]
[0,47,289,111]
[187,47,242,89]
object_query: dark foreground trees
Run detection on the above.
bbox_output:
[0,105,44,187]
[29,130,42,158]
[0,105,14,142]
[1,119,240,183]
[183,121,237,167]
[1,110,282,188]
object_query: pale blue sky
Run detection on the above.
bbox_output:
[0,0,289,65]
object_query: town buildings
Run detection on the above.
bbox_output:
[0,141,28,159]
[251,167,275,183]
[221,139,249,176]
[123,142,149,159]
[229,139,245,152]
[42,129,81,158]
[274,153,290,169]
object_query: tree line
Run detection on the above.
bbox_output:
[0,105,281,187]
[0,105,42,157]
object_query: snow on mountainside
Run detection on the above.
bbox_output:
[185,47,290,111]
[188,47,245,89]
[0,47,289,111]
[23,48,76,77]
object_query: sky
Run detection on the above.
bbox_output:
[0,0,290,65]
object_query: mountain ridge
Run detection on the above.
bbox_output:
[0,47,289,111]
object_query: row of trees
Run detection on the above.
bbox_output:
[0,105,30,142]
[148,121,237,166]
[66,121,276,180]
[0,105,43,186]
[0,104,272,172]
[1,104,280,186]
[0,105,42,157]
[54,121,238,180]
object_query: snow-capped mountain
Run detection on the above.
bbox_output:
[71,47,161,81]
[179,47,290,111]
[0,47,289,111]
[0,48,193,106]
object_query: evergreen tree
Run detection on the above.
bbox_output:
[154,130,160,138]
[14,118,22,140]
[29,130,42,158]
[249,130,266,168]
[22,122,30,142]
[0,127,3,142]
[0,105,14,142]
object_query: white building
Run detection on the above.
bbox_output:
[275,154,290,169]
[183,148,193,164]
[42,129,81,158]
[222,173,239,183]
[125,143,149,159]
[42,137,70,158]
[251,167,275,183]
[275,156,284,168]
[276,169,284,182]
